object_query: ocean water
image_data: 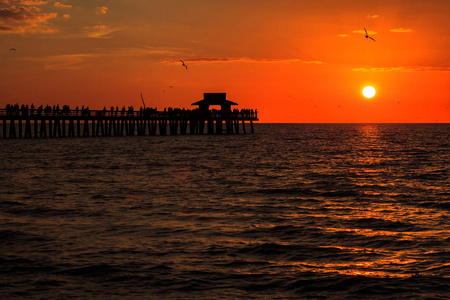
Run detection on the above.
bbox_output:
[0,123,449,299]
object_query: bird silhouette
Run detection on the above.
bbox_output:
[180,60,188,69]
[364,28,376,41]
[9,48,16,52]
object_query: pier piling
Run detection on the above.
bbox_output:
[0,110,258,138]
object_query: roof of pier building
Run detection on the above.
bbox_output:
[191,93,237,111]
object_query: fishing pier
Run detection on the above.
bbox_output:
[0,93,258,139]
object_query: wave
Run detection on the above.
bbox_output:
[0,230,50,243]
[256,186,360,198]
[58,263,123,277]
[349,217,416,231]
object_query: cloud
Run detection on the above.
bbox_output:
[20,53,95,70]
[109,46,183,57]
[44,54,94,70]
[71,46,186,58]
[1,0,47,5]
[353,29,376,35]
[162,57,324,64]
[96,6,108,15]
[54,2,71,8]
[19,47,186,69]
[337,34,348,37]
[367,14,380,19]
[0,6,41,22]
[82,24,118,38]
[17,0,47,4]
[390,28,413,33]
[0,5,57,33]
[352,66,450,72]
[0,25,13,31]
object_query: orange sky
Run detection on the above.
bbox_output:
[0,0,449,122]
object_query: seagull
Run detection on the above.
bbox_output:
[180,60,188,69]
[9,48,16,52]
[364,28,376,41]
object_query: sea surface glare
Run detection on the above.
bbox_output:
[0,124,449,299]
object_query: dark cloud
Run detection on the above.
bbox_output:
[0,25,13,31]
[0,6,41,22]
[0,3,56,33]
[1,1,48,5]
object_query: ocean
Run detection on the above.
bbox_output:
[0,123,449,299]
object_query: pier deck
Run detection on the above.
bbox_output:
[0,108,258,139]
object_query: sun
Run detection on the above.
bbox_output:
[362,86,376,98]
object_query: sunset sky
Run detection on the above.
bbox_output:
[1,0,449,123]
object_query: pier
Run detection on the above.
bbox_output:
[0,93,258,139]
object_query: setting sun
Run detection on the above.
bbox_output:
[362,86,376,99]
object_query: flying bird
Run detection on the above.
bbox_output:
[180,60,188,69]
[9,48,16,52]
[364,28,376,41]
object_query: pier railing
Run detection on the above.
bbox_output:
[0,108,258,120]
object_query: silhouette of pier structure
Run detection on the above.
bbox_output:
[0,93,258,139]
